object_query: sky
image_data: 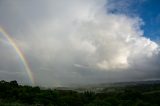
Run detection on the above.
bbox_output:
[107,0,160,40]
[0,0,160,87]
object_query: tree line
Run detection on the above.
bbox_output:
[0,80,160,106]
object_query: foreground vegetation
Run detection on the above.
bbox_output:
[0,80,160,106]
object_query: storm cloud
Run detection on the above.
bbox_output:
[0,0,160,87]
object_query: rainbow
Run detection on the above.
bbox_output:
[0,27,35,85]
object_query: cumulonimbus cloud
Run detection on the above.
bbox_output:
[0,0,160,87]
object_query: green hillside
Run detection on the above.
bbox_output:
[0,80,160,106]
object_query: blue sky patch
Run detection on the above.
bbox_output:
[107,0,160,41]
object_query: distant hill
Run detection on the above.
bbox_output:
[71,80,160,92]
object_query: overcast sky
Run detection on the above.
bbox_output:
[0,0,160,87]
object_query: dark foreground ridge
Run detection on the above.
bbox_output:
[0,80,160,106]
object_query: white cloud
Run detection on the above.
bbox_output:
[0,0,159,87]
